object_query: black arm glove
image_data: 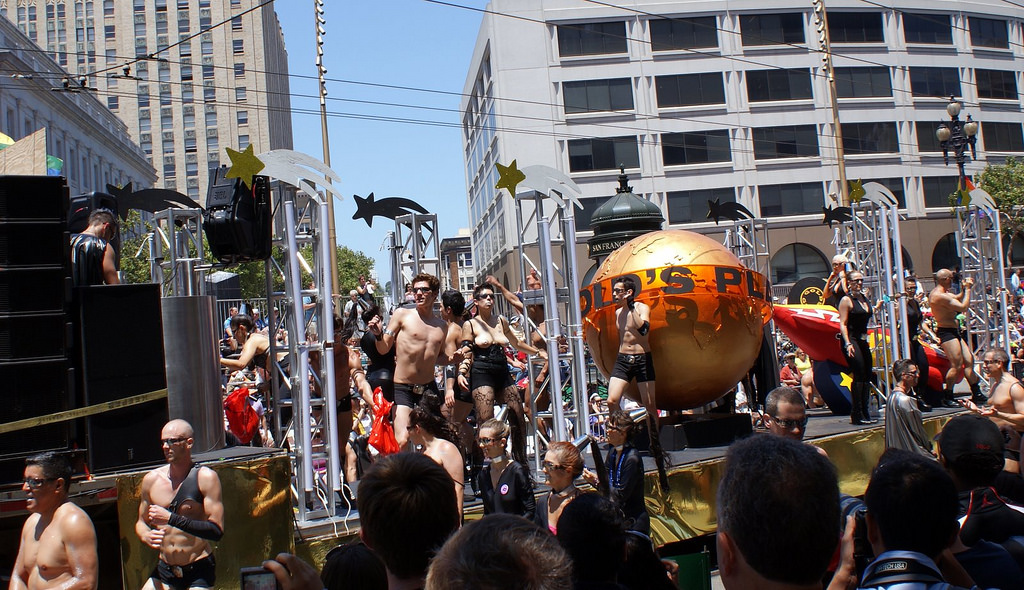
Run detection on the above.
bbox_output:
[637,320,650,336]
[167,513,224,541]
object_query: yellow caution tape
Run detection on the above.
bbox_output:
[0,388,168,435]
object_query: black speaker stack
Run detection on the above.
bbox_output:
[203,167,272,264]
[0,176,75,483]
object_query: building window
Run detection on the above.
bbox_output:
[655,73,725,107]
[982,122,1024,152]
[834,67,892,98]
[185,136,197,152]
[201,40,212,54]
[163,163,175,179]
[771,243,828,284]
[557,21,627,57]
[661,130,731,166]
[573,197,613,232]
[758,182,823,216]
[922,176,959,208]
[162,137,174,152]
[204,86,216,102]
[107,96,118,110]
[903,13,952,44]
[183,111,194,128]
[975,69,1017,100]
[182,84,194,103]
[841,122,899,154]
[649,16,717,51]
[104,0,114,16]
[104,24,115,39]
[828,12,883,43]
[969,17,1008,49]
[205,111,216,127]
[162,111,174,129]
[909,67,960,98]
[238,135,249,148]
[138,89,150,108]
[916,121,943,152]
[740,14,804,46]
[237,111,248,126]
[567,136,640,172]
[234,63,245,77]
[752,125,819,159]
[235,87,247,102]
[563,79,633,114]
[232,39,244,54]
[746,69,812,102]
[178,12,190,33]
[666,187,735,224]
[181,65,193,81]
[231,16,242,31]
[202,64,214,79]
[139,111,151,131]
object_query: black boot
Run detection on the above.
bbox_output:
[916,393,933,413]
[861,384,877,423]
[941,389,960,408]
[850,384,866,425]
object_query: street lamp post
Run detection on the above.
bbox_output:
[935,96,980,189]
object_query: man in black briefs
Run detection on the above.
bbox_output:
[136,419,224,590]
[929,268,985,405]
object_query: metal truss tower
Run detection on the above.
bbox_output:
[956,205,1010,367]
[390,213,441,303]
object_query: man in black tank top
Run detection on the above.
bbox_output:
[69,209,120,287]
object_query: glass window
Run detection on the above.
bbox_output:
[752,125,819,159]
[841,122,899,154]
[139,112,151,131]
[740,14,804,46]
[557,21,627,57]
[563,78,633,114]
[234,62,245,77]
[202,64,214,79]
[181,84,193,103]
[138,89,150,108]
[162,137,174,152]
[771,243,828,284]
[204,85,215,102]
[661,130,731,165]
[238,134,249,148]
[104,24,115,38]
[916,121,943,152]
[746,69,812,102]
[235,87,247,102]
[758,182,823,216]
[231,16,242,31]
[969,17,1008,49]
[185,136,197,152]
[183,111,194,128]
[909,67,960,98]
[205,111,216,126]
[232,39,243,54]
[655,73,725,107]
[922,176,959,208]
[181,65,192,81]
[649,16,717,51]
[666,187,736,224]
[237,111,248,126]
[983,122,1024,152]
[828,12,883,43]
[975,70,1017,100]
[107,96,118,110]
[903,13,952,44]
[834,67,892,98]
[573,196,613,232]
[567,137,640,172]
[104,0,114,16]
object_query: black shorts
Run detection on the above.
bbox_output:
[610,352,655,383]
[151,555,216,589]
[393,380,440,408]
[470,361,513,392]
[937,326,965,344]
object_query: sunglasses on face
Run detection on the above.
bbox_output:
[477,293,495,300]
[161,437,187,446]
[478,437,500,445]
[542,461,566,471]
[23,477,54,489]
[411,287,432,294]
[770,416,809,430]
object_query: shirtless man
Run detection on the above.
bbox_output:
[964,347,1024,473]
[136,419,224,590]
[367,273,457,449]
[11,452,97,590]
[929,269,985,405]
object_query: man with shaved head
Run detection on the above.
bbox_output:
[136,419,224,589]
[929,268,985,406]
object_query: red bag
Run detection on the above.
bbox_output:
[367,387,399,456]
[224,386,260,444]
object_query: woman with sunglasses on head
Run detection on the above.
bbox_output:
[407,393,465,517]
[457,284,546,465]
[584,409,649,535]
[475,419,535,517]
[824,254,850,309]
[839,270,880,425]
[534,441,586,535]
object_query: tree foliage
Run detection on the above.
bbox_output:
[979,157,1024,259]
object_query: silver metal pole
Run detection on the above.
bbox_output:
[561,203,589,435]
[538,216,567,442]
[891,206,911,359]
[319,202,342,506]
[284,202,314,500]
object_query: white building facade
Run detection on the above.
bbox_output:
[461,0,1024,290]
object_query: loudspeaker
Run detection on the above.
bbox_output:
[0,358,74,459]
[75,284,168,472]
[0,176,67,221]
[651,414,753,451]
[68,192,120,269]
[202,167,272,264]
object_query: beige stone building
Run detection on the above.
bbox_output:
[1,0,293,202]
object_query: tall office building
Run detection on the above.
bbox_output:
[2,0,293,202]
[462,0,1024,290]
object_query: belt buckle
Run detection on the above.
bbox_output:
[171,565,184,578]
[412,384,424,394]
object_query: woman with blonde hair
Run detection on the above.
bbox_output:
[475,418,535,517]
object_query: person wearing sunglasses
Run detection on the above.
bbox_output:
[584,409,650,535]
[762,387,828,458]
[838,270,879,425]
[12,452,98,590]
[70,208,120,287]
[534,441,586,535]
[963,347,1024,474]
[475,418,535,518]
[885,360,934,458]
[457,283,545,465]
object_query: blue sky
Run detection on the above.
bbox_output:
[275,1,487,280]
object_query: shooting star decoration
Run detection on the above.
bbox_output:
[351,192,429,227]
[706,198,755,224]
[822,205,853,228]
[848,178,866,203]
[257,149,344,206]
[861,182,899,207]
[105,182,201,220]
[519,164,584,209]
[225,144,265,189]
[495,160,526,197]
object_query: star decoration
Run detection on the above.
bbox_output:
[225,144,265,189]
[495,160,526,196]
[848,179,865,203]
[839,371,853,391]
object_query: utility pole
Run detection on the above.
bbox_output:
[315,0,339,297]
[813,0,849,205]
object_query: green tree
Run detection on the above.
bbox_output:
[978,156,1024,260]
[119,209,156,285]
